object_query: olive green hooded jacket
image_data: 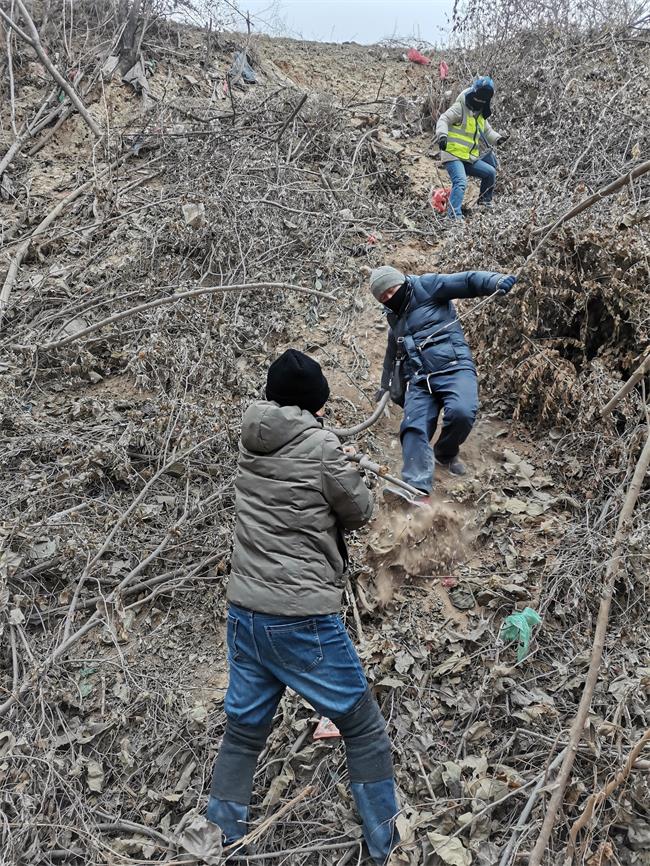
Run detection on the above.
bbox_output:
[227,401,374,616]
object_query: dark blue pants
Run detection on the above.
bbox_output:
[400,369,478,492]
[445,150,498,218]
[207,605,399,864]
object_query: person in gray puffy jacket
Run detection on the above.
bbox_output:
[207,349,399,865]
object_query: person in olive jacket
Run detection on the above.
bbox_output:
[371,265,516,498]
[207,349,399,865]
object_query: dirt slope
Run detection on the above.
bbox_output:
[1,15,649,866]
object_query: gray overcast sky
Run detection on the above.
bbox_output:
[238,0,453,44]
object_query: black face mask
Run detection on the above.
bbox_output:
[383,280,409,314]
[466,90,492,118]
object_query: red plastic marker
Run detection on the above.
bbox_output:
[314,717,341,740]
[430,187,451,214]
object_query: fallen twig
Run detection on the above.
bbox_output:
[275,92,308,143]
[498,748,567,866]
[0,153,132,324]
[225,785,316,855]
[0,86,58,179]
[0,436,217,718]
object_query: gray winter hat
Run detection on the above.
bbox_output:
[369,266,405,300]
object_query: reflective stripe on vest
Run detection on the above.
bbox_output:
[446,104,486,161]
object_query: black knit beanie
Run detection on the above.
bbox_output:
[265,349,330,414]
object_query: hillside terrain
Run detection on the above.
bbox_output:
[1,7,649,866]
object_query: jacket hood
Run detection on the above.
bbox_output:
[240,400,322,454]
[468,75,495,97]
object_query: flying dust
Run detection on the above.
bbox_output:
[364,499,470,604]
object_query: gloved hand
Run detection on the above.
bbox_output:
[498,132,510,146]
[496,274,517,294]
[438,135,448,151]
[374,388,388,403]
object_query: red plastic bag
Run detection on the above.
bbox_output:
[430,186,451,214]
[439,61,449,80]
[407,48,430,66]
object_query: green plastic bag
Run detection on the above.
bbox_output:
[500,607,542,661]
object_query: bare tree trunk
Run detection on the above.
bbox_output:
[118,0,144,72]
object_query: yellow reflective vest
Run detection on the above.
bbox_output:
[446,109,486,161]
[436,90,501,164]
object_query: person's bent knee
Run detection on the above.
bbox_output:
[332,690,394,784]
[399,421,430,441]
[444,405,477,429]
[223,716,273,751]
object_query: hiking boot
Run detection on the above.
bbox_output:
[436,456,466,476]
[383,483,430,507]
[477,200,494,208]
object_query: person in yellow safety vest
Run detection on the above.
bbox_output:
[435,76,509,219]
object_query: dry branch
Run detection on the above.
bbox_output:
[566,728,650,861]
[0,0,103,139]
[0,436,216,718]
[225,785,316,855]
[528,424,650,866]
[275,92,308,143]
[600,353,650,417]
[533,160,650,236]
[33,282,337,349]
[0,153,131,323]
[0,86,58,178]
[4,7,18,137]
[499,748,567,866]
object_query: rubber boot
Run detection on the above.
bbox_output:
[332,690,400,864]
[207,717,272,853]
[206,796,248,846]
[350,779,400,865]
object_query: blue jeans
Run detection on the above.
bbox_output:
[207,605,399,864]
[445,150,497,218]
[400,370,478,492]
